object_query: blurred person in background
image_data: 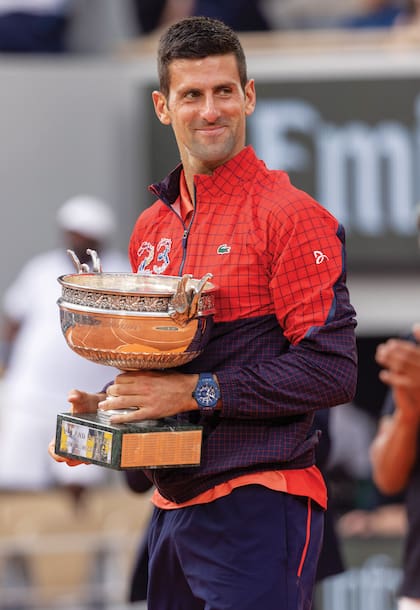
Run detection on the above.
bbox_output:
[391,0,420,41]
[189,0,271,31]
[372,323,420,610]
[339,0,406,28]
[407,0,420,18]
[0,195,128,502]
[396,0,420,20]
[256,0,359,30]
[132,0,193,33]
[132,0,271,33]
[370,204,420,609]
[0,0,74,53]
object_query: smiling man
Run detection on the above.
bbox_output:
[50,16,357,610]
[152,53,255,186]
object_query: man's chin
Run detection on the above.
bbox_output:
[193,144,236,167]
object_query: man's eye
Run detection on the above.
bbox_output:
[185,91,200,99]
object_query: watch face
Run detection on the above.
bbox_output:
[194,374,220,409]
[196,383,219,407]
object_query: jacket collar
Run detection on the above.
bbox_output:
[148,146,260,206]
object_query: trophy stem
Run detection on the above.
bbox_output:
[96,407,159,428]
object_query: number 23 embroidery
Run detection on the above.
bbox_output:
[137,238,172,274]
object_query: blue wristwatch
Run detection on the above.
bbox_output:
[192,372,220,410]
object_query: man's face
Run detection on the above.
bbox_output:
[152,54,256,175]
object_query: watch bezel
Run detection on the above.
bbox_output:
[193,373,220,410]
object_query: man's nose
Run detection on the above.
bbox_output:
[201,95,220,122]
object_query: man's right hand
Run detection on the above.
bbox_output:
[48,389,106,467]
[67,388,106,415]
[48,438,86,467]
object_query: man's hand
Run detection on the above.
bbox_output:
[375,323,420,423]
[67,388,106,414]
[48,438,86,467]
[371,324,420,493]
[97,370,199,425]
[376,324,420,388]
[48,388,106,467]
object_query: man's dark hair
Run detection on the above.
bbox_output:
[157,16,248,98]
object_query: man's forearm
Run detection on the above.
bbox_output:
[370,412,419,495]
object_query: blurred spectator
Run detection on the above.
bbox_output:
[327,401,378,515]
[370,325,420,609]
[0,195,128,501]
[409,0,420,17]
[368,204,420,608]
[267,0,406,30]
[191,0,271,31]
[397,0,420,20]
[0,0,74,53]
[132,0,192,33]
[262,0,362,29]
[337,502,407,538]
[132,0,271,33]
[339,0,406,28]
[391,0,420,42]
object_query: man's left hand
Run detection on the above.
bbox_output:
[97,370,199,424]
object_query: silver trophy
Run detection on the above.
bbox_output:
[55,249,216,470]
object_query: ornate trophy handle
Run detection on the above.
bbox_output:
[67,249,102,274]
[168,273,213,326]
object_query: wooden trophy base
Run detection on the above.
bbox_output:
[55,412,203,470]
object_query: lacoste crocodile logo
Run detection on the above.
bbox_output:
[217,244,231,254]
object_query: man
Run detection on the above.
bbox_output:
[371,323,420,610]
[50,17,357,609]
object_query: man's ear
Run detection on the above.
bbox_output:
[152,90,171,125]
[244,79,256,117]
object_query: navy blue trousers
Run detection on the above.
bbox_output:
[147,485,324,610]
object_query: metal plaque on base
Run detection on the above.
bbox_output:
[55,412,203,470]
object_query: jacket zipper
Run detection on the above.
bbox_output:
[178,184,196,276]
[155,179,196,276]
[179,228,189,275]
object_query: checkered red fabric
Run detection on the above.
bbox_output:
[129,146,357,504]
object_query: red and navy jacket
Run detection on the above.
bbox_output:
[128,146,357,503]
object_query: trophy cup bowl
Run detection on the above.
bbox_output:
[57,272,216,370]
[55,250,217,470]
